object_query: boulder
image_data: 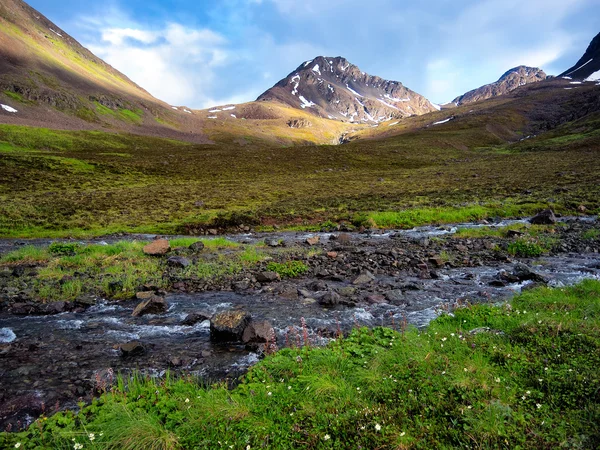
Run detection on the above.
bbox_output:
[189,241,205,252]
[119,341,145,357]
[132,296,168,317]
[352,271,375,285]
[210,310,251,342]
[242,320,275,344]
[256,271,281,283]
[167,256,191,268]
[182,311,212,326]
[143,239,170,256]
[530,209,556,225]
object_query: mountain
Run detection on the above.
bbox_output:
[451,66,547,106]
[0,0,217,142]
[257,56,439,124]
[560,32,600,81]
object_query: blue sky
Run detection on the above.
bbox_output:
[28,0,599,108]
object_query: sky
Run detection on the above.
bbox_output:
[27,0,600,109]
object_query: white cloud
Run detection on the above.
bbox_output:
[87,21,231,108]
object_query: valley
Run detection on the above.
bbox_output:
[1,0,600,447]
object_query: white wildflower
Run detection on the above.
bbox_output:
[375,423,382,431]
[323,434,331,441]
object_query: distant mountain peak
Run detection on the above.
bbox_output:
[257,56,438,123]
[452,66,547,106]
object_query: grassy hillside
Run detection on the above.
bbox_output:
[0,104,598,237]
[3,280,599,448]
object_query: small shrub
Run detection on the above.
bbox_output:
[266,260,309,278]
[48,242,80,256]
[582,228,600,240]
[507,238,545,257]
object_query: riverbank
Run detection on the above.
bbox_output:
[0,215,599,435]
[2,280,599,449]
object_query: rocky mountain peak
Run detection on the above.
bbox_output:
[560,32,600,81]
[452,66,547,106]
[257,56,438,123]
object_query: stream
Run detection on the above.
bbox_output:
[1,218,599,430]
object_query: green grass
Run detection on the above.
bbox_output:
[94,102,143,124]
[0,238,291,301]
[3,90,31,104]
[582,228,600,240]
[3,281,599,449]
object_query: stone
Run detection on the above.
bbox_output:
[577,205,587,213]
[507,230,525,238]
[182,311,212,326]
[308,280,328,291]
[365,294,387,304]
[132,296,168,317]
[264,238,280,247]
[208,229,218,235]
[135,291,155,300]
[327,251,338,259]
[256,271,281,283]
[167,256,191,268]
[119,341,145,357]
[232,280,251,291]
[384,290,404,304]
[143,239,170,256]
[530,209,556,225]
[318,291,340,307]
[242,320,275,344]
[337,286,356,297]
[306,236,320,246]
[210,310,251,342]
[429,256,445,268]
[511,263,549,283]
[189,241,205,252]
[336,233,352,244]
[352,271,375,285]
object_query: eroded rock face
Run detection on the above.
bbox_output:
[287,118,312,128]
[210,310,251,342]
[143,239,170,256]
[132,296,168,317]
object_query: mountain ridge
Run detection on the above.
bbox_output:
[559,32,600,81]
[257,56,439,123]
[451,66,547,106]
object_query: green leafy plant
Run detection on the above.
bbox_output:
[266,260,309,278]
